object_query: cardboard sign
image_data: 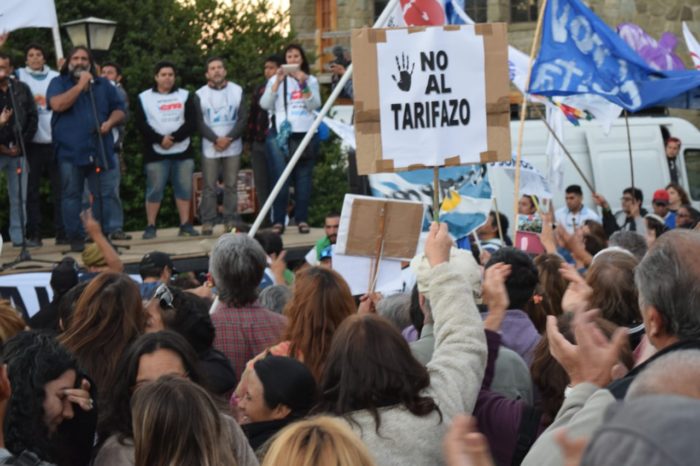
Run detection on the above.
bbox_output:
[336,195,425,261]
[352,24,511,174]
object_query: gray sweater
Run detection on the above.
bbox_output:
[341,261,487,466]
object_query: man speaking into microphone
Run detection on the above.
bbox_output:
[0,52,38,248]
[47,46,125,252]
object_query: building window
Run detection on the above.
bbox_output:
[464,0,487,23]
[511,0,538,23]
[316,0,337,70]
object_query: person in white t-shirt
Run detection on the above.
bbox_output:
[260,44,321,235]
[196,57,248,236]
[554,184,601,233]
[16,44,62,247]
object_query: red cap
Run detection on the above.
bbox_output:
[653,189,670,203]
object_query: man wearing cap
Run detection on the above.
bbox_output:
[652,188,676,229]
[139,251,175,299]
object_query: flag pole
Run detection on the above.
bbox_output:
[533,106,596,193]
[624,110,635,190]
[512,0,549,237]
[247,0,401,237]
[52,24,64,62]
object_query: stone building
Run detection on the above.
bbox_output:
[291,0,699,72]
[291,0,700,120]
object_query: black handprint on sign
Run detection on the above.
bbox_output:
[391,52,415,92]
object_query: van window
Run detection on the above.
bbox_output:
[684,149,700,201]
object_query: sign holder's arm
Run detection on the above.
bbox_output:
[248,0,402,237]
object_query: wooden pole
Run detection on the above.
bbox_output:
[534,106,596,194]
[433,166,440,222]
[512,0,549,235]
[493,197,505,245]
[624,110,635,190]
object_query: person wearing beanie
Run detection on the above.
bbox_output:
[239,355,317,457]
[29,257,79,330]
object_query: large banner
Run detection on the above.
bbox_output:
[369,165,492,239]
[0,273,142,319]
[351,24,511,174]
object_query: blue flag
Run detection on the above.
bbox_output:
[368,166,492,240]
[529,0,700,111]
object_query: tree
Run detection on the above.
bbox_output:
[0,0,293,236]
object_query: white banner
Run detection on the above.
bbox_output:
[376,27,487,168]
[0,273,142,319]
[0,0,58,34]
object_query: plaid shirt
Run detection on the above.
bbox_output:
[212,300,287,380]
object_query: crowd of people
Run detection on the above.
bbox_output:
[0,158,695,465]
[0,40,354,251]
[2,30,700,466]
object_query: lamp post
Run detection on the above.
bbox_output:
[62,17,117,52]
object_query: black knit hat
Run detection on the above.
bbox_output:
[50,257,79,294]
[253,355,318,418]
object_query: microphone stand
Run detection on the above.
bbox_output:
[85,78,129,253]
[1,77,55,271]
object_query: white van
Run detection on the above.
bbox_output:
[489,116,700,224]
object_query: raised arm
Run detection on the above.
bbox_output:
[419,223,487,417]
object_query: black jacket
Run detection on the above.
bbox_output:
[0,81,38,148]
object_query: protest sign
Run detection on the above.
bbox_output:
[351,24,511,174]
[336,195,425,261]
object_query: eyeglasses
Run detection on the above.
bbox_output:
[153,284,174,309]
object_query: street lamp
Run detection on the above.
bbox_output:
[62,17,117,51]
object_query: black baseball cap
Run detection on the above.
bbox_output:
[139,251,175,278]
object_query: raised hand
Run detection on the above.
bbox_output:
[392,52,415,92]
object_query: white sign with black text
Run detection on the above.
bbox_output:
[376,27,487,168]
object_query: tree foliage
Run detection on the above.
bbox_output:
[0,0,327,236]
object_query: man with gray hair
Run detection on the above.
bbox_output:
[522,230,700,466]
[209,233,287,379]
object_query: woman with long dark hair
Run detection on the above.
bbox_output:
[260,44,321,234]
[4,331,95,466]
[94,331,256,466]
[59,273,145,414]
[315,223,487,465]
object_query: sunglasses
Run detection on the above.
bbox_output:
[153,284,174,309]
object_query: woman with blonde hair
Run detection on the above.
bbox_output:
[261,416,376,466]
[131,375,238,466]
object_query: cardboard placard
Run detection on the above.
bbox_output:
[336,195,424,260]
[352,24,511,174]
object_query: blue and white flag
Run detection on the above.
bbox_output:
[529,0,700,111]
[369,165,492,240]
